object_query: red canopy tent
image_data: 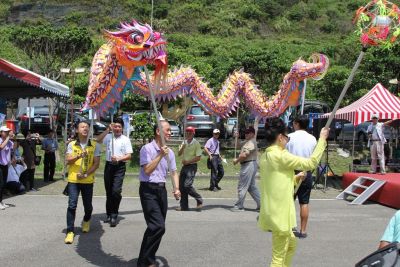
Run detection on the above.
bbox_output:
[322,83,400,125]
[0,58,69,98]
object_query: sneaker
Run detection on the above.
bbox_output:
[380,171,386,175]
[82,220,90,233]
[0,203,5,210]
[230,206,244,212]
[64,232,74,244]
[196,203,203,211]
[297,232,308,239]
[103,216,111,223]
[2,203,9,208]
[175,207,188,211]
[368,170,376,174]
[110,217,117,227]
[30,188,38,192]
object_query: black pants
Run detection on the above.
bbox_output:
[6,181,25,194]
[44,152,56,181]
[66,183,93,233]
[21,169,35,190]
[0,164,8,202]
[138,182,168,267]
[179,164,202,210]
[104,161,126,218]
[210,155,224,189]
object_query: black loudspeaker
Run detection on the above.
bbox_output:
[356,242,400,267]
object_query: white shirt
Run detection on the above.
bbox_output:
[103,134,133,162]
[7,164,27,183]
[286,130,317,158]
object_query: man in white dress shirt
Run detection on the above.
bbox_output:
[97,118,133,227]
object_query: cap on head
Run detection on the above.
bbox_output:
[185,126,195,133]
[16,133,25,140]
[245,126,255,134]
[213,129,220,134]
[0,126,11,132]
[372,113,379,119]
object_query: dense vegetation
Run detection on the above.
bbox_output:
[0,0,399,110]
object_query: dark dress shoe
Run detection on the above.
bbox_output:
[103,216,111,223]
[110,217,117,227]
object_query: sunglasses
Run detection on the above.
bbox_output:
[282,134,290,142]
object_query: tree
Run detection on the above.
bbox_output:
[10,24,92,79]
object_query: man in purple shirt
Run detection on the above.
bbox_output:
[0,126,13,210]
[137,120,180,267]
[204,129,224,191]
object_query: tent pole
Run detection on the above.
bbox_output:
[234,108,240,159]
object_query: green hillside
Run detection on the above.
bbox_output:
[0,0,399,108]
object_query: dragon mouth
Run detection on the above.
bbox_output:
[124,44,167,63]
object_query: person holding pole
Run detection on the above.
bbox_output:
[286,116,317,238]
[204,129,224,191]
[232,126,260,212]
[64,121,101,244]
[367,114,393,174]
[258,117,328,266]
[176,126,203,211]
[97,118,132,227]
[137,120,180,267]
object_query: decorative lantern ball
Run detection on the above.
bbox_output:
[354,0,400,48]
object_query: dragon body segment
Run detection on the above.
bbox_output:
[84,20,329,118]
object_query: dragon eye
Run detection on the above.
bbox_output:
[128,33,144,44]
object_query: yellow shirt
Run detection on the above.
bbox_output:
[182,139,202,162]
[68,139,98,184]
[258,139,326,233]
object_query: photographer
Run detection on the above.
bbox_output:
[0,126,13,210]
[19,131,41,191]
[6,156,27,195]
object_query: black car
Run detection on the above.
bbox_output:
[18,106,54,135]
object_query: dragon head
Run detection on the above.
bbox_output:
[105,20,167,80]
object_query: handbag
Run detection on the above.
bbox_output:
[206,142,219,169]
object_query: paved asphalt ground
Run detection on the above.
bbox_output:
[0,195,395,267]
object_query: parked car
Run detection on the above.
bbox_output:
[18,106,55,135]
[167,119,182,137]
[223,118,237,139]
[338,121,396,142]
[59,113,108,135]
[183,105,215,136]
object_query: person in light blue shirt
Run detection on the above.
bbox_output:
[379,210,400,249]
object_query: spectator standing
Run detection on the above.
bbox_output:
[0,126,13,209]
[286,116,317,238]
[204,129,224,191]
[97,118,133,227]
[42,130,58,182]
[367,114,393,174]
[19,131,40,191]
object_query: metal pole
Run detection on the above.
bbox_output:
[234,108,240,159]
[300,79,307,115]
[351,126,356,171]
[63,100,69,180]
[325,49,366,128]
[144,66,176,191]
[110,112,114,157]
[90,109,94,140]
[70,71,75,129]
[28,98,31,131]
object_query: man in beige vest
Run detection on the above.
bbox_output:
[232,126,260,211]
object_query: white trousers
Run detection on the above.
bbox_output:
[370,141,385,172]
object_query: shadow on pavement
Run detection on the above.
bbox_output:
[71,212,170,267]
